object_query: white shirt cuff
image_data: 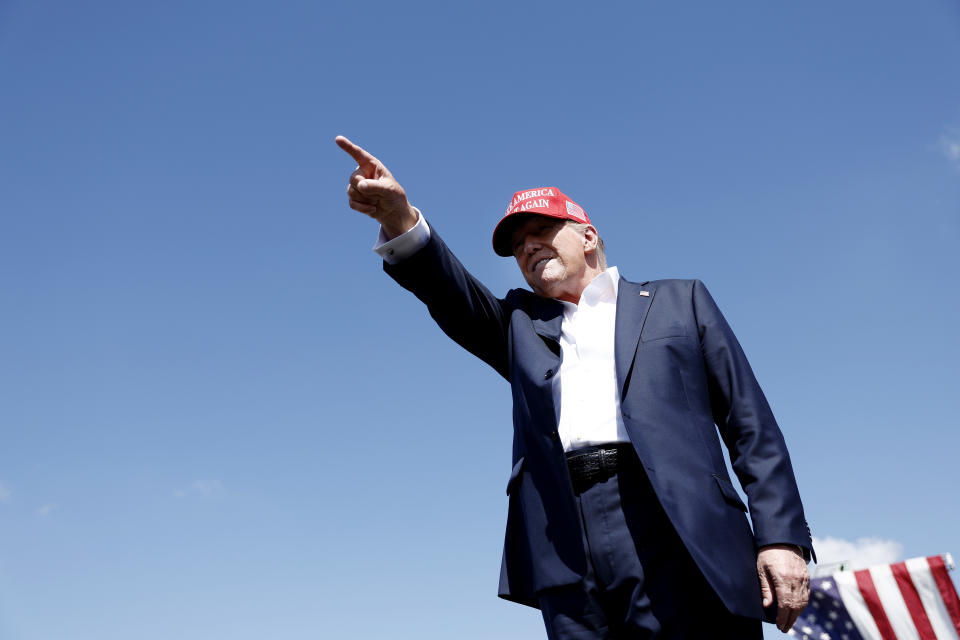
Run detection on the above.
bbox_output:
[373,207,431,264]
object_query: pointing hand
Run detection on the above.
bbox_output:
[335,135,418,238]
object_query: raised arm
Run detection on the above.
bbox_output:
[335,135,511,378]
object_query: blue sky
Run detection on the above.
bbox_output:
[1,1,958,638]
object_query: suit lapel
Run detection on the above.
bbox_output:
[529,295,564,344]
[615,279,655,398]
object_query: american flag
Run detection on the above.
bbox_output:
[790,554,960,640]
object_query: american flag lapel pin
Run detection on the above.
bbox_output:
[639,290,650,297]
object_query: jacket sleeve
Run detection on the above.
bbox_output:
[692,279,813,555]
[382,227,512,380]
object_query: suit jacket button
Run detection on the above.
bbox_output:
[544,369,554,379]
[550,431,559,441]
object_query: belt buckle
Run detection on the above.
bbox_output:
[598,448,611,471]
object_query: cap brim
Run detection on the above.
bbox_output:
[492,214,527,257]
[492,210,569,257]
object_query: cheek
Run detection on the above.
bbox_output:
[517,265,537,287]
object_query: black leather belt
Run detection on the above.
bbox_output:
[566,444,635,492]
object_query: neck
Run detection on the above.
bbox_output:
[554,264,606,304]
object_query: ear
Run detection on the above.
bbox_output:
[581,225,599,254]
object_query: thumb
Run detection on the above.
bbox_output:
[356,177,397,198]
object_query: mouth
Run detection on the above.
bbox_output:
[530,255,552,273]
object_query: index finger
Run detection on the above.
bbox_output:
[335,135,378,167]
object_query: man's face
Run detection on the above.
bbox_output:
[510,216,590,301]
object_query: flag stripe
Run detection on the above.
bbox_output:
[856,568,900,640]
[809,556,960,640]
[837,570,885,640]
[906,557,960,640]
[892,562,937,640]
[929,555,960,635]
[872,563,920,640]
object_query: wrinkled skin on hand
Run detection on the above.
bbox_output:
[757,544,810,632]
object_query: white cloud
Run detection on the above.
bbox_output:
[0,482,11,503]
[174,479,223,499]
[940,127,960,170]
[36,504,56,517]
[812,535,903,570]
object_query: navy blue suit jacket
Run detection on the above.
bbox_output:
[384,228,813,619]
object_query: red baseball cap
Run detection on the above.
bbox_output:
[492,187,591,256]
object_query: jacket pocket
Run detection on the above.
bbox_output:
[506,457,525,495]
[713,474,748,512]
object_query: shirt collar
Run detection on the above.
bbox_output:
[559,266,620,312]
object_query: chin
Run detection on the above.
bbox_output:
[531,281,561,299]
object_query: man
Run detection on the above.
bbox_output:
[335,135,813,639]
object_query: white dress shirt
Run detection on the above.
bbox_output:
[375,212,628,452]
[553,266,629,451]
[374,208,431,265]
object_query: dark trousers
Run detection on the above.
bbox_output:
[538,447,761,640]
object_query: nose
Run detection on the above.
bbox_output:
[520,235,540,256]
